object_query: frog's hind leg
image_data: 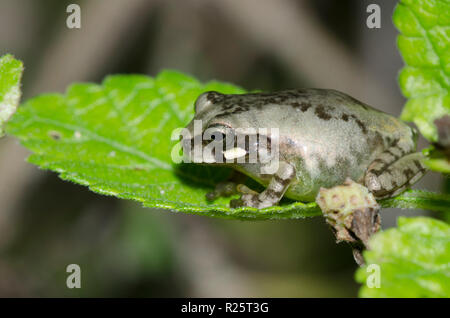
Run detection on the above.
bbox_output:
[365,151,427,199]
[230,162,296,209]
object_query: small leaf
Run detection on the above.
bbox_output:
[381,189,450,212]
[0,54,23,137]
[356,217,450,298]
[393,0,450,142]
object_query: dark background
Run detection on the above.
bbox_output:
[0,0,443,297]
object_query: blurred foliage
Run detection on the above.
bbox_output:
[394,0,450,142]
[356,217,450,297]
[423,149,450,174]
[0,54,22,136]
[1,175,179,297]
[380,189,450,212]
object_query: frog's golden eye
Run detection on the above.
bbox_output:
[195,91,223,113]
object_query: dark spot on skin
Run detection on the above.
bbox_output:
[215,112,233,118]
[391,179,399,189]
[265,188,282,198]
[413,160,425,173]
[257,134,272,155]
[207,92,224,104]
[384,136,392,145]
[214,89,319,113]
[274,174,291,186]
[385,149,398,160]
[315,104,333,120]
[300,102,312,112]
[234,106,249,113]
[369,132,384,150]
[371,158,385,165]
[392,145,406,157]
[250,194,260,206]
[221,103,235,111]
[369,157,389,177]
[290,101,312,112]
[391,139,399,147]
[371,169,383,177]
[349,114,368,134]
[403,168,415,179]
[49,131,61,140]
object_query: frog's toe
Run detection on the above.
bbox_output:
[230,193,275,209]
[228,184,260,208]
[241,193,261,208]
[229,193,259,208]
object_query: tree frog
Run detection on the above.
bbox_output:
[182,89,427,209]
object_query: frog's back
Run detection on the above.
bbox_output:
[219,88,413,145]
[216,89,416,201]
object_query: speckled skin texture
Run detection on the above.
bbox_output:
[184,89,426,207]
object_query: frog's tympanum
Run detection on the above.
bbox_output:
[182,89,427,209]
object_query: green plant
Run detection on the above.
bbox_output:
[0,0,449,298]
[395,0,450,174]
[353,0,450,298]
[356,217,450,297]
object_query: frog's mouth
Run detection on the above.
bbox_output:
[180,131,278,166]
[181,135,249,164]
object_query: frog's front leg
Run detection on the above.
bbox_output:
[365,148,427,199]
[231,162,296,209]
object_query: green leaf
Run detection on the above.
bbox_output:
[356,217,450,297]
[381,189,450,212]
[0,54,23,137]
[6,71,449,219]
[393,0,450,142]
[424,157,450,173]
[6,70,322,220]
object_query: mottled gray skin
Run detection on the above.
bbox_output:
[184,89,427,208]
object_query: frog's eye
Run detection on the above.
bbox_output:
[204,124,235,147]
[195,91,223,113]
[204,124,231,144]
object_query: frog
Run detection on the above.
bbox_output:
[182,89,427,209]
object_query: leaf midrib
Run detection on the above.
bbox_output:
[30,115,172,170]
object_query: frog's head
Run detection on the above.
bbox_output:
[181,91,278,176]
[182,91,256,164]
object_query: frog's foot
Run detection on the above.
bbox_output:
[230,162,296,209]
[229,185,267,209]
[365,148,427,199]
[206,181,238,201]
[316,178,381,266]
